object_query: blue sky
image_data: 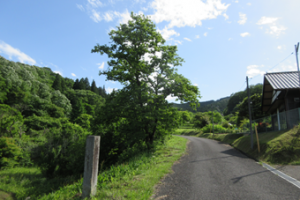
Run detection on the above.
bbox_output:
[0,0,299,102]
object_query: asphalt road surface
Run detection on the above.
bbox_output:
[153,136,300,200]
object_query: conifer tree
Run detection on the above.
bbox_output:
[73,79,80,90]
[91,80,98,94]
[52,74,62,91]
[70,97,85,122]
[79,78,85,90]
[84,77,91,90]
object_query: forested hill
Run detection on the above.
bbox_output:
[172,96,230,113]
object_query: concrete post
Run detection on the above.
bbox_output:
[82,136,101,199]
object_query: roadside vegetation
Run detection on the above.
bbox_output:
[177,124,300,165]
[0,136,187,200]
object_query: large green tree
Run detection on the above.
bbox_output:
[92,12,200,146]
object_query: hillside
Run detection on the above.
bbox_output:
[172,96,230,113]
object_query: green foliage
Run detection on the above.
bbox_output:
[74,114,92,130]
[193,112,210,129]
[24,115,66,133]
[236,93,264,126]
[91,79,98,94]
[0,74,8,103]
[0,137,23,169]
[224,83,263,116]
[172,97,229,113]
[205,111,223,124]
[34,123,90,178]
[92,12,200,148]
[52,73,63,92]
[201,124,227,133]
[0,104,25,138]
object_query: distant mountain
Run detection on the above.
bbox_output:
[171,96,230,113]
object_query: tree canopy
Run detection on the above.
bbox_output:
[92,12,200,146]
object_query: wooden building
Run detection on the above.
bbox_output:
[262,71,300,130]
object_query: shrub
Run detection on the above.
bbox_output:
[202,124,227,133]
[193,112,210,129]
[0,137,23,169]
[34,122,90,178]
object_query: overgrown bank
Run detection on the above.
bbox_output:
[0,135,187,200]
[177,126,300,165]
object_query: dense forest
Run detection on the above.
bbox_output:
[172,96,230,113]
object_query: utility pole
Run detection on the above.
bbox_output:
[246,76,253,149]
[295,42,300,87]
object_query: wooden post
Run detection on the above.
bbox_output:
[255,126,260,153]
[82,136,101,199]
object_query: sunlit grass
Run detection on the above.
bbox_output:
[0,136,187,200]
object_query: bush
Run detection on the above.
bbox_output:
[0,137,23,169]
[193,112,210,129]
[34,122,90,178]
[202,124,227,133]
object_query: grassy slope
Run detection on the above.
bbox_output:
[0,136,187,200]
[176,126,300,165]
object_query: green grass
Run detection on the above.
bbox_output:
[0,135,187,200]
[177,125,300,165]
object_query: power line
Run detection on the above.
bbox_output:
[267,52,294,72]
[247,52,294,81]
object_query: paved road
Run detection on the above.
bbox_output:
[153,136,300,200]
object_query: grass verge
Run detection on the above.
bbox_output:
[0,135,187,200]
[178,126,300,165]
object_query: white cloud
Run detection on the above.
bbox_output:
[71,73,76,77]
[142,7,148,11]
[114,9,133,24]
[54,71,63,76]
[207,27,213,30]
[194,83,198,86]
[104,11,114,22]
[228,38,232,41]
[150,0,230,28]
[76,4,85,11]
[87,0,104,8]
[257,16,286,37]
[240,32,250,37]
[246,65,265,78]
[235,0,239,3]
[184,37,192,42]
[238,12,247,25]
[106,87,118,94]
[196,35,200,39]
[204,32,208,36]
[257,16,278,25]
[223,13,229,20]
[166,95,177,102]
[247,3,251,6]
[157,27,180,40]
[97,62,105,69]
[90,9,102,22]
[174,40,182,45]
[0,41,36,65]
[277,45,282,50]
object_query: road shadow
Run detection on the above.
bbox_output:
[189,155,233,163]
[231,169,271,184]
[220,148,249,159]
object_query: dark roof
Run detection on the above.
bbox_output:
[262,71,300,113]
[265,71,300,90]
